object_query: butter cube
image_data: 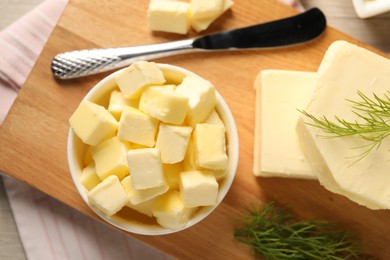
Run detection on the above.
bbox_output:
[69,101,118,146]
[163,163,184,190]
[179,170,218,207]
[118,106,159,147]
[80,163,101,191]
[139,86,189,125]
[152,190,196,229]
[203,109,225,128]
[125,197,157,218]
[155,124,192,164]
[148,0,190,35]
[176,75,217,126]
[83,146,94,166]
[194,123,228,170]
[127,148,165,189]
[88,175,129,216]
[121,176,168,205]
[255,70,317,179]
[191,0,223,19]
[183,137,227,180]
[108,90,139,120]
[191,0,233,32]
[92,136,130,180]
[115,61,165,99]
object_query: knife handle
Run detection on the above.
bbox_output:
[51,39,194,79]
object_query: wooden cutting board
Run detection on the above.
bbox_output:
[1,0,389,259]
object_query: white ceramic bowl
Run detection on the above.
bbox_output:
[67,63,239,235]
[352,0,390,18]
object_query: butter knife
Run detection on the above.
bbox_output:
[51,8,326,79]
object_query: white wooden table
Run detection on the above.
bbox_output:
[0,0,389,259]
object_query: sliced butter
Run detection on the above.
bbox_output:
[254,70,317,179]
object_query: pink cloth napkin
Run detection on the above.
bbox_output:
[0,0,302,259]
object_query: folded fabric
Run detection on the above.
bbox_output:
[0,0,302,259]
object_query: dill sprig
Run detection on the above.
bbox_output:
[233,202,371,260]
[299,91,390,162]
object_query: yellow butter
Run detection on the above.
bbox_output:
[69,101,118,146]
[179,170,218,207]
[155,123,192,164]
[152,190,196,229]
[121,176,168,205]
[139,86,189,125]
[148,0,190,35]
[127,148,165,189]
[194,123,228,170]
[118,106,159,147]
[191,0,223,19]
[163,162,184,190]
[176,75,216,126]
[92,136,130,180]
[108,90,139,120]
[191,0,233,32]
[80,163,101,191]
[87,175,129,217]
[203,109,225,128]
[255,70,317,179]
[115,61,165,99]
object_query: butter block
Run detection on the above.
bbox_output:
[194,123,228,170]
[176,75,217,126]
[80,163,101,191]
[69,101,118,146]
[297,41,390,209]
[118,106,159,147]
[179,170,218,207]
[139,86,189,125]
[152,190,196,229]
[155,124,192,164]
[92,136,130,180]
[191,0,233,32]
[254,70,317,179]
[148,0,190,34]
[163,163,184,190]
[88,175,129,216]
[127,148,165,189]
[108,90,139,120]
[115,61,165,99]
[191,0,223,19]
[121,176,168,205]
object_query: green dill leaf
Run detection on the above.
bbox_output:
[234,202,373,260]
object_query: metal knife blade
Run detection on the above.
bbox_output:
[51,8,326,79]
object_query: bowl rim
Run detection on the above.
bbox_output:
[67,63,239,235]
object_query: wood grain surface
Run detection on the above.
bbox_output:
[1,0,390,259]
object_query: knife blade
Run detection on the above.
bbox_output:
[51,8,326,79]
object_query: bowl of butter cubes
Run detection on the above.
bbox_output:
[67,61,239,235]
